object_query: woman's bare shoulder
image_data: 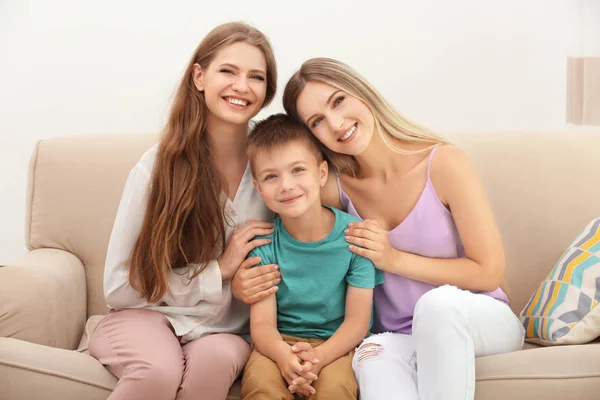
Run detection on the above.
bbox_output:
[429,144,477,204]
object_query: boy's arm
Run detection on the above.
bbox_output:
[313,286,373,369]
[247,244,286,360]
[251,294,314,390]
[250,294,286,360]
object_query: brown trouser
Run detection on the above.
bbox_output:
[241,334,357,400]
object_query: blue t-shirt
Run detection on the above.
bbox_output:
[250,206,384,339]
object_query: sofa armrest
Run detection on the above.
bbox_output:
[0,249,87,350]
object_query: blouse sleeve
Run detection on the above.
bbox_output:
[103,163,223,309]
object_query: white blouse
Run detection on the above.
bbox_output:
[103,144,273,343]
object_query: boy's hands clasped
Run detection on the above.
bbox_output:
[275,341,322,397]
[288,342,323,396]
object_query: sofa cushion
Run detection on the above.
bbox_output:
[474,343,600,400]
[0,338,242,400]
[3,337,598,400]
[0,338,116,400]
[520,217,600,345]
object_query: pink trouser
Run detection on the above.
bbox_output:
[89,309,250,400]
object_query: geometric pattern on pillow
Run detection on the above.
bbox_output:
[520,217,600,345]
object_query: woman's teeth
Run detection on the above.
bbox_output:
[340,124,356,141]
[227,98,248,106]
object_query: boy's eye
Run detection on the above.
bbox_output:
[333,95,345,107]
[311,117,323,129]
[264,174,277,181]
[292,167,306,173]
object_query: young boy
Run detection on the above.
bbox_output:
[240,114,383,400]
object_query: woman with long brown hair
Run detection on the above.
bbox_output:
[89,22,281,400]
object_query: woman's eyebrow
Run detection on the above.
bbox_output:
[325,90,342,106]
[306,90,342,126]
[219,63,266,75]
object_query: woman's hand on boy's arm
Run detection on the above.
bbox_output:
[231,256,281,304]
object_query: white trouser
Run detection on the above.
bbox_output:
[352,285,525,400]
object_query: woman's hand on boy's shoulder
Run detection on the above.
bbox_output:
[218,220,274,280]
[345,219,398,272]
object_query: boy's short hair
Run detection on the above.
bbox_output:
[247,113,325,176]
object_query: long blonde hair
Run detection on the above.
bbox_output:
[283,57,446,175]
[129,22,277,303]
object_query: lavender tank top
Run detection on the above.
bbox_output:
[337,145,509,334]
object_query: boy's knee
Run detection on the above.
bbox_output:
[312,361,357,399]
[241,352,290,400]
[312,374,357,399]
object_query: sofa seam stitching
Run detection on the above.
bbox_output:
[27,140,41,250]
[478,372,600,381]
[0,359,114,391]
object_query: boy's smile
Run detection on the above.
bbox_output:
[252,140,328,220]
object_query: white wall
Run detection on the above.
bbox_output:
[0,0,568,263]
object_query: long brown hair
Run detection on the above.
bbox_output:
[283,58,445,176]
[129,22,277,303]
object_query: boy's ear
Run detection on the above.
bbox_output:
[252,178,261,194]
[192,63,204,92]
[319,160,328,187]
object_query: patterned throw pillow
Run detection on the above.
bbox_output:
[520,217,600,345]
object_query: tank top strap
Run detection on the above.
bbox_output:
[426,143,443,179]
[335,173,349,210]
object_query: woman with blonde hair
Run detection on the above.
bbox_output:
[233,57,525,399]
[89,22,281,400]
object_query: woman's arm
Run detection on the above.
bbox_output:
[105,163,273,309]
[346,146,504,292]
[105,165,223,308]
[104,165,153,309]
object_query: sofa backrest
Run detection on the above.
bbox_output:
[26,133,158,317]
[450,130,600,314]
[26,130,600,317]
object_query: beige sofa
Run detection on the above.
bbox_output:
[1,131,599,399]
